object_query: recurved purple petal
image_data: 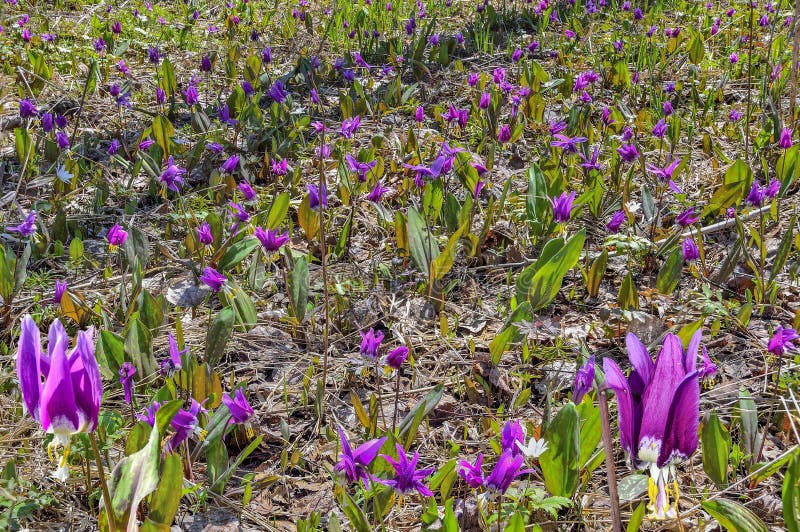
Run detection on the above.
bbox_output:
[626,332,654,392]
[603,357,636,456]
[39,333,80,434]
[353,437,387,467]
[657,371,700,467]
[637,334,686,463]
[69,328,102,432]
[684,329,702,373]
[17,315,43,421]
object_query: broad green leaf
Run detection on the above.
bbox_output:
[97,330,125,379]
[125,318,156,377]
[769,214,795,284]
[518,229,585,312]
[688,32,705,64]
[784,450,800,532]
[147,452,183,527]
[107,423,161,531]
[617,272,639,310]
[218,237,259,270]
[489,302,532,365]
[540,403,580,497]
[266,192,290,229]
[587,250,607,298]
[701,499,768,532]
[504,513,525,532]
[576,398,602,469]
[778,146,800,192]
[703,159,751,217]
[656,248,683,294]
[151,115,174,161]
[289,255,309,322]
[736,388,760,464]
[431,222,467,280]
[205,307,235,366]
[398,384,444,442]
[407,206,439,276]
[297,196,319,241]
[618,474,648,501]
[209,435,263,494]
[702,413,731,488]
[627,502,646,532]
[526,163,550,236]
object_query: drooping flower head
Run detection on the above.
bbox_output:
[222,389,254,424]
[197,222,214,246]
[377,443,435,496]
[767,326,799,356]
[119,362,136,404]
[603,332,702,519]
[16,315,102,480]
[607,210,626,233]
[335,428,387,488]
[359,328,384,359]
[682,238,699,262]
[484,451,530,494]
[573,356,595,403]
[307,184,328,210]
[159,156,185,192]
[386,345,409,370]
[458,454,484,488]
[168,400,206,451]
[54,280,68,304]
[107,223,128,247]
[7,211,36,237]
[200,266,226,292]
[500,420,525,456]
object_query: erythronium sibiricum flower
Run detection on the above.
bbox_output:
[222,389,254,424]
[500,420,525,456]
[7,211,36,237]
[767,326,799,356]
[360,328,384,359]
[484,450,532,494]
[119,362,136,404]
[16,315,102,481]
[603,332,702,520]
[385,345,409,370]
[166,400,206,452]
[458,453,484,487]
[54,280,67,304]
[607,210,626,233]
[573,355,595,403]
[107,223,128,248]
[335,428,387,488]
[376,443,435,496]
[160,333,187,376]
[254,226,289,252]
[200,266,226,292]
[549,191,576,223]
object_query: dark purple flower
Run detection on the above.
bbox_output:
[238,181,256,201]
[779,127,793,149]
[228,201,250,224]
[345,154,377,182]
[147,46,161,64]
[746,179,766,207]
[765,179,781,199]
[484,451,530,494]
[360,328,384,359]
[241,80,254,97]
[767,326,799,356]
[262,46,272,63]
[119,362,136,404]
[219,104,238,126]
[159,156,185,192]
[607,210,626,233]
[551,134,588,154]
[220,155,239,175]
[184,83,199,106]
[501,420,525,456]
[222,389,254,424]
[7,211,36,237]
[271,158,288,175]
[386,346,408,370]
[168,400,205,451]
[200,266,226,292]
[336,428,386,487]
[54,280,67,304]
[197,222,213,245]
[549,191,576,223]
[573,356,595,403]
[415,106,424,122]
[108,139,121,155]
[682,238,699,262]
[254,226,289,252]
[267,80,287,103]
[112,21,122,34]
[107,223,127,247]
[458,454,484,488]
[307,183,328,210]
[19,99,37,118]
[155,87,166,105]
[663,101,674,116]
[617,143,639,162]
[676,207,700,227]
[698,347,717,380]
[498,124,511,143]
[56,131,70,150]
[647,158,682,192]
[377,443,435,496]
[367,181,390,202]
[652,119,668,138]
[139,138,155,151]
[41,113,53,132]
[340,116,361,138]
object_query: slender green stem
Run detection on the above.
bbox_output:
[89,432,116,532]
[599,390,622,532]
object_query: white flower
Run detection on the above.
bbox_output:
[517,437,549,459]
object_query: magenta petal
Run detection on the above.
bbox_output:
[353,437,387,467]
[637,334,686,454]
[603,357,636,456]
[17,315,43,421]
[69,328,102,432]
[657,371,700,467]
[684,329,702,373]
[625,332,654,388]
[40,334,80,434]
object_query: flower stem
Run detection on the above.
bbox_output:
[599,390,622,532]
[89,432,116,532]
[392,369,401,433]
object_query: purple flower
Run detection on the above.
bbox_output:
[698,347,717,380]
[767,326,799,356]
[254,227,289,252]
[549,119,568,135]
[119,362,136,404]
[16,315,102,481]
[340,116,361,138]
[549,191,576,223]
[497,124,511,144]
[573,356,595,403]
[222,389,254,424]
[415,106,425,123]
[238,181,256,201]
[7,211,36,237]
[386,346,408,370]
[228,201,250,224]
[730,52,739,64]
[56,131,70,150]
[168,400,205,451]
[607,210,626,233]
[467,72,480,86]
[367,181,390,202]
[108,139,121,155]
[746,179,766,207]
[377,443,435,496]
[580,146,603,172]
[219,104,238,126]
[617,143,639,162]
[765,179,781,199]
[603,332,701,520]
[551,134,588,154]
[241,80,254,97]
[184,83,199,106]
[161,333,187,376]
[345,154,378,182]
[107,223,128,247]
[779,127,793,149]
[271,158,288,175]
[200,55,212,72]
[220,155,239,175]
[676,207,700,227]
[682,238,699,262]
[501,420,525,456]
[206,142,223,153]
[307,184,328,210]
[139,138,155,151]
[19,99,38,118]
[54,280,67,304]
[41,113,53,132]
[147,45,161,64]
[197,222,214,245]
[484,451,530,494]
[479,92,491,109]
[360,328,384,359]
[458,454,484,488]
[336,428,386,487]
[155,87,166,105]
[159,156,185,192]
[262,46,272,63]
[268,79,287,103]
[200,266,226,292]
[647,158,682,192]
[652,119,668,138]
